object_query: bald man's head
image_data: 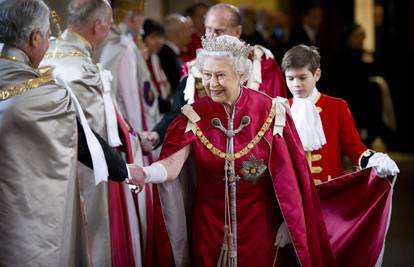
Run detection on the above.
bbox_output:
[67,0,112,50]
[163,14,192,49]
[204,4,242,38]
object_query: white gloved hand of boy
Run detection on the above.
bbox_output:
[274,221,292,247]
[366,152,400,177]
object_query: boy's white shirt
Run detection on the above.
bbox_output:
[291,87,326,151]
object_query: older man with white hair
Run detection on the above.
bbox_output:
[0,1,78,266]
[41,0,145,266]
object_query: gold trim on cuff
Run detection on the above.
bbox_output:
[358,149,374,168]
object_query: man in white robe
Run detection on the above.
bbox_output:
[41,0,143,266]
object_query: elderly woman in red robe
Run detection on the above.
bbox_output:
[133,35,335,266]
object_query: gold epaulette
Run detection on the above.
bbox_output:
[0,67,54,101]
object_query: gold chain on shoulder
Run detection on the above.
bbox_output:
[0,71,54,101]
[44,51,84,58]
[0,53,18,62]
[195,106,276,161]
[43,51,94,63]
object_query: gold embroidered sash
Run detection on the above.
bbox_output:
[0,53,19,62]
[44,51,95,64]
[0,67,54,101]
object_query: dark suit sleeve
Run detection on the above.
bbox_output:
[158,45,182,92]
[152,76,188,146]
[77,120,128,182]
[288,27,311,47]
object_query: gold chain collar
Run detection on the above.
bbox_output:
[195,106,276,161]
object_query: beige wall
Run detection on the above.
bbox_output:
[162,0,206,16]
[219,0,277,10]
[47,0,68,35]
[145,0,164,21]
[354,0,375,52]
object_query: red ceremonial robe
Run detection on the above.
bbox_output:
[259,54,287,98]
[108,113,137,267]
[317,168,395,267]
[151,88,335,266]
[109,112,155,267]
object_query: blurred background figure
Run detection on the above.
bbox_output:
[158,14,192,93]
[181,1,210,62]
[100,0,146,135]
[288,3,328,90]
[239,5,269,48]
[257,9,290,63]
[329,23,396,149]
[289,3,323,47]
[143,18,173,114]
[374,2,387,75]
[100,0,162,141]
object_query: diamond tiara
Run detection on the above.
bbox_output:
[201,35,252,58]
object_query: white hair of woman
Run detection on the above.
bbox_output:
[196,35,252,83]
[0,0,50,49]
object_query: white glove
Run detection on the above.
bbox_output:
[143,162,168,183]
[274,221,292,247]
[366,152,400,177]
